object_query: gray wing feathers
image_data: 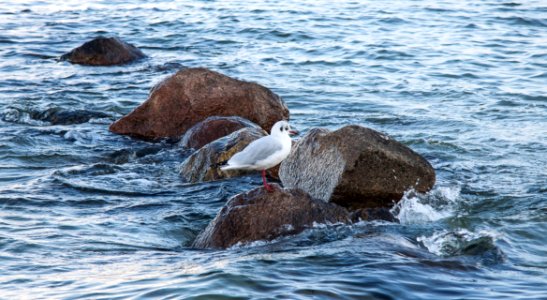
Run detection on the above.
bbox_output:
[229,136,283,166]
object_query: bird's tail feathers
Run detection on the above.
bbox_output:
[219,164,236,171]
[214,160,238,171]
[219,164,252,171]
[212,160,228,169]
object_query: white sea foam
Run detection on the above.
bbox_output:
[0,108,44,126]
[391,185,461,224]
[417,228,500,256]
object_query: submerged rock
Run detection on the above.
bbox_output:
[109,68,289,140]
[192,184,350,249]
[60,36,145,66]
[180,127,266,183]
[279,125,436,209]
[30,108,109,125]
[180,116,261,149]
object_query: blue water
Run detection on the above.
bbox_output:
[1,0,546,299]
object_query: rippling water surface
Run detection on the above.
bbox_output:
[1,0,546,299]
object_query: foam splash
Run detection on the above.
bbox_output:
[417,228,501,257]
[0,108,45,126]
[391,186,461,224]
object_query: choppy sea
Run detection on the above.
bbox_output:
[0,1,546,299]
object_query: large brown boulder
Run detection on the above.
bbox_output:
[109,68,289,140]
[180,127,266,183]
[180,116,261,149]
[279,125,436,209]
[192,184,350,249]
[60,36,145,66]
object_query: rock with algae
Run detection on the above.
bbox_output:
[180,127,267,182]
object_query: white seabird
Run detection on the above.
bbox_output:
[220,120,298,192]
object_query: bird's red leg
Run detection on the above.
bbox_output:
[261,169,273,192]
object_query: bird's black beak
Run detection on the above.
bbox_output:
[289,129,299,137]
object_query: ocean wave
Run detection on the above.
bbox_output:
[495,16,547,27]
[51,164,167,196]
[417,228,504,264]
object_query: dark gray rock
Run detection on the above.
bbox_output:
[30,108,109,125]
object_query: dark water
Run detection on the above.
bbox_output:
[1,0,546,299]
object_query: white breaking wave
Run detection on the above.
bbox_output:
[391,185,461,224]
[417,228,501,257]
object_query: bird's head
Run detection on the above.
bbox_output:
[271,120,298,137]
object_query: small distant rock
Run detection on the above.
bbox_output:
[109,68,289,140]
[180,127,267,183]
[192,184,350,249]
[280,125,436,209]
[180,116,261,149]
[61,36,145,66]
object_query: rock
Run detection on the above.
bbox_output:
[60,36,145,66]
[279,125,436,209]
[266,164,281,181]
[180,116,261,149]
[192,184,350,249]
[180,127,267,183]
[29,108,109,125]
[350,208,398,223]
[109,68,289,140]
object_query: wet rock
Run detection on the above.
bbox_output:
[279,125,436,209]
[350,208,398,223]
[60,36,145,66]
[180,127,267,183]
[109,68,289,140]
[266,164,281,181]
[180,116,261,149]
[192,184,350,249]
[30,108,109,125]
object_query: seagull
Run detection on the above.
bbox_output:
[220,120,298,192]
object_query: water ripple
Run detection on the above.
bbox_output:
[0,0,546,299]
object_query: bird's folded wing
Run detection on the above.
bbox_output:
[230,136,283,166]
